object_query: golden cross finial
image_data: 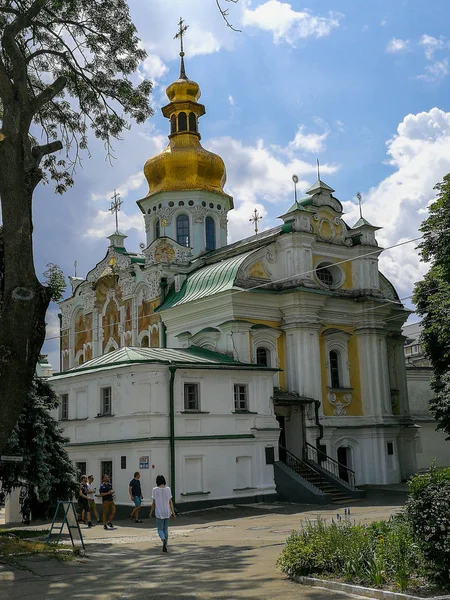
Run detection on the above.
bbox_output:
[249,208,262,234]
[356,192,363,219]
[174,17,189,79]
[110,189,123,232]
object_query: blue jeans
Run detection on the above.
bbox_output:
[155,517,169,542]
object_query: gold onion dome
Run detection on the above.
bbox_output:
[143,50,228,199]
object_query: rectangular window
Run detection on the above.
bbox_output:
[405,347,412,356]
[60,393,69,421]
[234,384,249,411]
[101,460,113,486]
[184,457,203,494]
[100,387,112,415]
[121,456,127,470]
[387,442,394,456]
[329,351,340,388]
[184,383,199,411]
[75,461,86,480]
[265,446,275,465]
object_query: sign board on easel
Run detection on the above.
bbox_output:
[46,501,85,551]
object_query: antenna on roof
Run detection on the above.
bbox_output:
[74,260,77,278]
[356,192,363,219]
[317,158,320,181]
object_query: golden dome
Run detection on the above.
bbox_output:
[142,61,230,200]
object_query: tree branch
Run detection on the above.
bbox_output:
[31,140,63,163]
[216,0,241,32]
[32,75,67,113]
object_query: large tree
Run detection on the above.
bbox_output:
[413,173,450,439]
[0,1,153,452]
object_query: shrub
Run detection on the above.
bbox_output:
[277,515,421,593]
[406,464,450,589]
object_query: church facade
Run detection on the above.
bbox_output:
[51,45,418,509]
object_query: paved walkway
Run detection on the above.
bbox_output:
[0,493,406,600]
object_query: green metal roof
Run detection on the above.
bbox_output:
[156,251,254,311]
[305,179,335,194]
[52,345,271,378]
[352,217,380,229]
[285,200,309,213]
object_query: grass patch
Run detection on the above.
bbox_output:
[0,528,49,539]
[0,531,78,563]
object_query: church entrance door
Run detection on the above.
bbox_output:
[337,446,352,482]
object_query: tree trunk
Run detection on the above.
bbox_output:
[0,142,52,453]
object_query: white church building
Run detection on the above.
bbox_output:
[48,37,422,512]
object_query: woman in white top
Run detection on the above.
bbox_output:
[149,475,175,552]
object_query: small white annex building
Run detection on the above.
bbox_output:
[50,347,279,511]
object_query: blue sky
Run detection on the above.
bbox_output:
[32,0,450,369]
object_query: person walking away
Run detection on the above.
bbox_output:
[79,475,93,528]
[99,474,116,530]
[87,474,100,524]
[129,472,143,523]
[149,475,175,552]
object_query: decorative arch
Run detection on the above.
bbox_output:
[191,327,220,351]
[176,213,190,247]
[138,329,150,348]
[251,325,281,385]
[331,435,360,484]
[104,338,119,353]
[205,215,216,251]
[188,112,197,132]
[322,328,351,389]
[150,323,160,347]
[178,112,187,132]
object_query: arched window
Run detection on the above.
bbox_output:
[141,335,149,348]
[205,216,216,251]
[178,112,187,132]
[176,214,190,247]
[256,347,270,367]
[329,350,340,388]
[189,112,197,132]
[155,218,160,239]
[170,114,176,135]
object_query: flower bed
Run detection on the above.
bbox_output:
[277,515,444,596]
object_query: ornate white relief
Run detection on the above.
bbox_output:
[191,205,207,224]
[79,285,96,313]
[266,249,277,264]
[60,303,73,329]
[145,268,163,300]
[318,218,335,242]
[174,274,186,292]
[144,214,153,232]
[87,250,130,283]
[157,206,176,225]
[144,239,191,267]
[313,213,320,221]
[118,271,135,297]
[218,208,228,229]
[328,392,352,416]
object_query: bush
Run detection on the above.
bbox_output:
[406,464,450,589]
[277,515,422,593]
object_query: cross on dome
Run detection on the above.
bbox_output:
[110,189,122,233]
[174,17,189,79]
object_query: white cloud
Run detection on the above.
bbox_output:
[386,38,409,53]
[228,95,236,107]
[341,108,450,297]
[242,1,342,46]
[141,54,168,82]
[288,125,329,153]
[417,58,449,82]
[419,34,448,60]
[84,208,144,240]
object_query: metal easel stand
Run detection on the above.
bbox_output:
[46,501,85,551]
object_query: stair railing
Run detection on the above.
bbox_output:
[278,445,331,495]
[303,442,356,490]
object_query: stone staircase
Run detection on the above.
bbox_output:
[276,446,365,505]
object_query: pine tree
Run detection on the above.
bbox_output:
[413,173,450,439]
[0,376,78,521]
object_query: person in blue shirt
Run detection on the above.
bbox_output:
[99,474,115,530]
[129,471,143,523]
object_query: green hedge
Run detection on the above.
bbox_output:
[277,515,423,592]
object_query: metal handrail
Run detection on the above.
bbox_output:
[303,442,356,490]
[279,446,333,495]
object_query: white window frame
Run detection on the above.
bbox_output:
[183,382,200,411]
[100,386,112,416]
[234,383,249,411]
[60,393,69,421]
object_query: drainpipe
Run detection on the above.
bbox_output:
[160,277,168,349]
[313,400,324,450]
[58,313,62,372]
[169,366,177,507]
